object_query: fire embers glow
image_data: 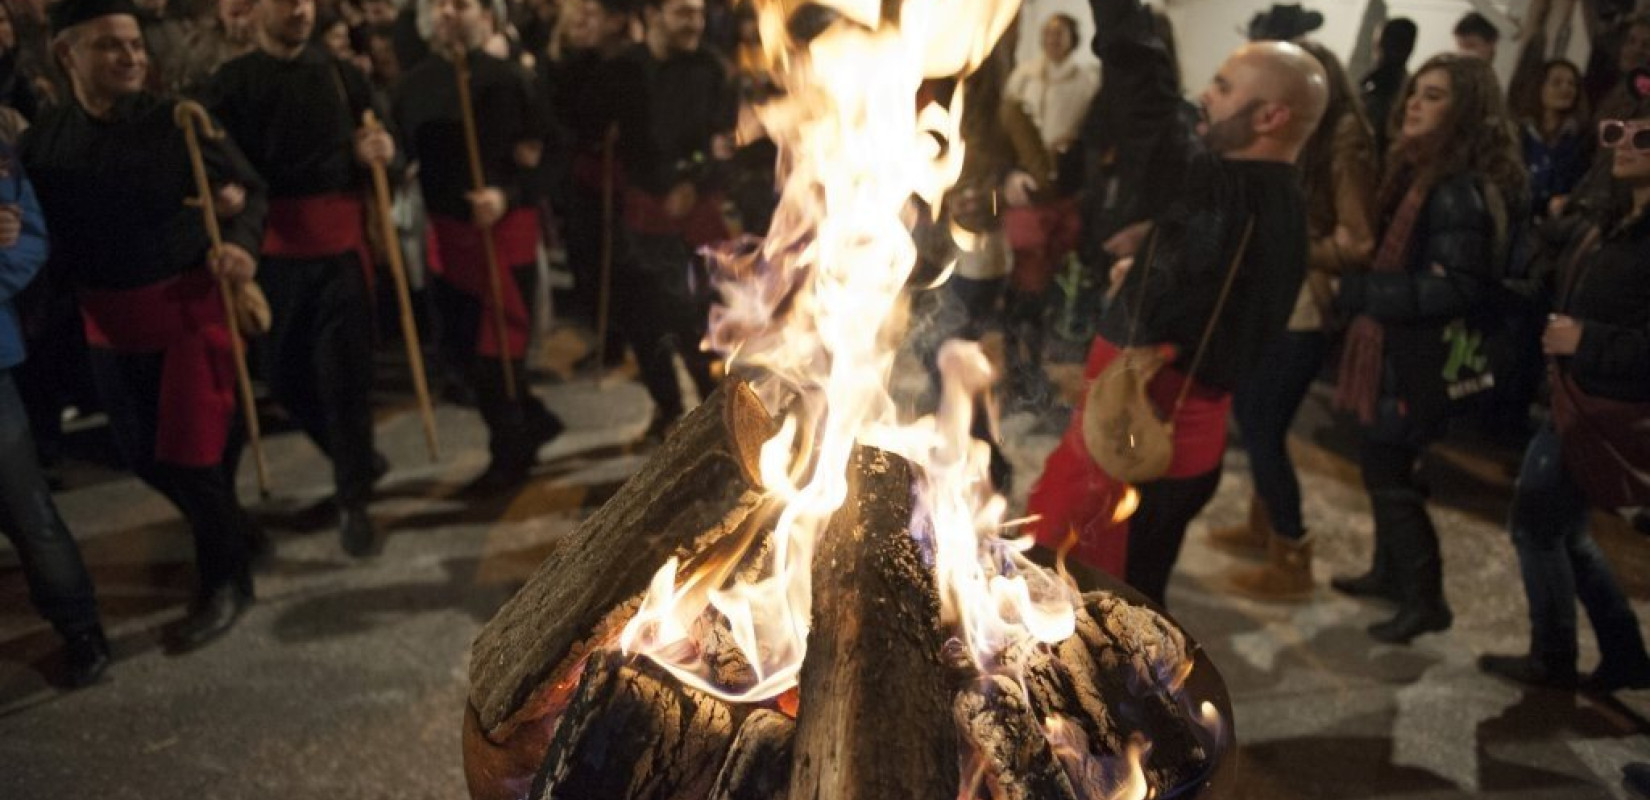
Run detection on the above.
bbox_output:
[618,0,1076,704]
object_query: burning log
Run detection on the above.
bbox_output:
[788,447,959,800]
[954,674,1079,800]
[708,710,794,800]
[469,380,777,737]
[532,654,739,800]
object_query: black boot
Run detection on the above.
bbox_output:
[1367,492,1452,645]
[62,626,110,688]
[164,584,251,655]
[1624,763,1650,798]
[1477,652,1578,689]
[338,504,379,558]
[1331,521,1398,602]
[467,363,565,495]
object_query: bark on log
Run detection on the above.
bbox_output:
[470,380,777,737]
[533,653,740,800]
[954,674,1079,800]
[788,447,959,800]
[709,709,795,800]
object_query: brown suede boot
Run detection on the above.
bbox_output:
[1207,494,1271,557]
[1226,533,1315,601]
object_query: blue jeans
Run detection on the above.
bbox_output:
[1509,423,1648,666]
[0,368,99,636]
[1232,330,1330,539]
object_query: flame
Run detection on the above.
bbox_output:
[620,0,1076,703]
[1111,486,1141,525]
[1045,716,1153,800]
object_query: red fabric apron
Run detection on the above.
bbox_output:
[1004,196,1081,293]
[79,271,236,469]
[1027,337,1232,576]
[426,208,538,359]
[624,186,730,248]
[262,192,375,290]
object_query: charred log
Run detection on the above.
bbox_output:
[469,380,778,739]
[788,447,958,800]
[954,674,1079,800]
[709,710,795,800]
[533,653,740,800]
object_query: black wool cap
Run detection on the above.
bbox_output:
[49,0,142,36]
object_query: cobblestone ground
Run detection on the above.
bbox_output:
[3,350,1647,799]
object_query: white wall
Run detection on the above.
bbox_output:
[1013,0,1591,99]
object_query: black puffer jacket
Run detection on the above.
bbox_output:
[1557,212,1650,402]
[1337,173,1497,325]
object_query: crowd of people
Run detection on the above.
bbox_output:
[1010,0,1650,712]
[0,0,1644,758]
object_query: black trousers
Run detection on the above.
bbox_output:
[564,184,713,419]
[620,232,716,420]
[256,253,377,507]
[429,266,556,459]
[87,348,252,597]
[1125,466,1225,607]
[0,368,99,636]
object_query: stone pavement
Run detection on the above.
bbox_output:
[2,362,1648,799]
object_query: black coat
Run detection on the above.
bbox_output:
[1557,212,1650,401]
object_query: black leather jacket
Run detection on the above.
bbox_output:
[1336,173,1496,325]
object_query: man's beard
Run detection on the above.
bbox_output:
[1201,99,1264,154]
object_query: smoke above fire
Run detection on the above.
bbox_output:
[619,0,1078,702]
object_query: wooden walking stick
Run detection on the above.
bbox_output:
[173,100,271,495]
[452,49,518,401]
[593,123,617,385]
[363,110,441,462]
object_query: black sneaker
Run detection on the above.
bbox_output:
[1582,658,1650,694]
[62,627,110,689]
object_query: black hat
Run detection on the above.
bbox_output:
[49,0,142,36]
[1247,3,1324,42]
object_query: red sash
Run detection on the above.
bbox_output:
[426,208,538,359]
[79,271,236,469]
[623,186,729,248]
[262,193,375,289]
[1027,337,1231,576]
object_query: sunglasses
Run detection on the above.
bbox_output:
[1599,119,1650,150]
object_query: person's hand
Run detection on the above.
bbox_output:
[483,32,510,59]
[0,204,22,248]
[1548,194,1569,218]
[215,182,246,217]
[354,126,395,166]
[514,139,543,169]
[1003,170,1038,207]
[1102,220,1152,259]
[1543,314,1583,356]
[210,243,257,284]
[1104,255,1134,300]
[664,182,698,219]
[466,187,507,228]
[710,133,735,161]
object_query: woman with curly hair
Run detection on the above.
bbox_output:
[1216,41,1377,600]
[1330,54,1528,644]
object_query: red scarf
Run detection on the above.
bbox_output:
[1334,179,1428,424]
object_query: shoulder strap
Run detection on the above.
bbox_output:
[1171,217,1255,417]
[1556,225,1604,313]
[1123,226,1160,347]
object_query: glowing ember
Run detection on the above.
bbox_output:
[618,0,1077,702]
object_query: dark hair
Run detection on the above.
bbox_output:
[1382,53,1527,214]
[1047,12,1079,48]
[1454,11,1499,43]
[1297,40,1376,237]
[1377,17,1417,64]
[1511,59,1589,130]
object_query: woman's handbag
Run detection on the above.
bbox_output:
[1082,219,1254,483]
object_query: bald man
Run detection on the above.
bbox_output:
[1027,4,1327,607]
